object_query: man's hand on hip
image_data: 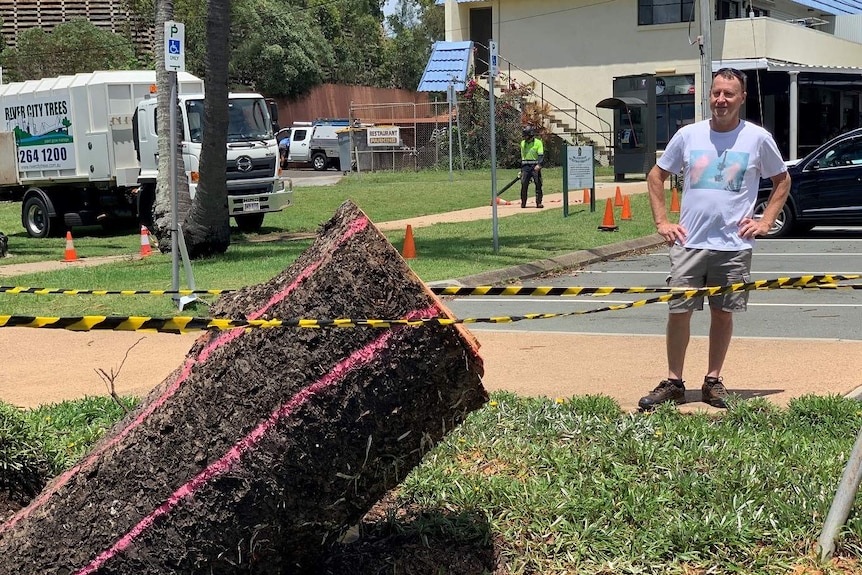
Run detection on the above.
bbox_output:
[657,222,687,246]
[738,217,770,239]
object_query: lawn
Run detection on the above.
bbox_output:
[2,168,860,574]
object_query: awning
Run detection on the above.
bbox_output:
[712,58,862,75]
[596,97,646,110]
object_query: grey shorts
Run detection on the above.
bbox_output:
[667,245,752,313]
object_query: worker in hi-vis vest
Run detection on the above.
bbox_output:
[519,125,544,208]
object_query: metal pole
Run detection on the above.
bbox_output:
[699,0,713,121]
[169,72,179,300]
[818,425,862,561]
[448,81,454,182]
[789,71,799,161]
[489,41,499,253]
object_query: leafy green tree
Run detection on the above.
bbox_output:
[229,0,334,97]
[0,19,138,81]
[312,0,387,86]
[382,0,443,90]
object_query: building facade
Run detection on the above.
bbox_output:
[440,0,862,162]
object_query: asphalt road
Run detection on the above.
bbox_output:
[444,228,862,341]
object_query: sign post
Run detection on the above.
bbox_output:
[563,145,595,217]
[489,39,499,253]
[164,21,188,307]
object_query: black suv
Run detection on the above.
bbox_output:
[756,128,862,238]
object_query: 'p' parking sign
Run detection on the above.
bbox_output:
[165,21,186,72]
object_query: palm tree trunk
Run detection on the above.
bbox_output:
[152,0,193,253]
[181,0,231,258]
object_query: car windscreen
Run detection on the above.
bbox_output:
[185,98,273,143]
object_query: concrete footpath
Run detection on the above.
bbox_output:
[1,178,860,412]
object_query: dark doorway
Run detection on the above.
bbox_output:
[469,8,492,77]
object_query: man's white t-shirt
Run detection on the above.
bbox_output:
[657,119,786,251]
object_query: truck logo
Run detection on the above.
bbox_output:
[236,155,253,172]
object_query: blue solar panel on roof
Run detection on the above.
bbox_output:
[417,41,474,92]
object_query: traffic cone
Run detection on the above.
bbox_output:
[492,196,510,206]
[597,198,618,232]
[140,225,153,257]
[614,185,624,207]
[670,188,681,213]
[401,225,416,260]
[620,195,633,220]
[63,231,78,262]
[583,188,590,204]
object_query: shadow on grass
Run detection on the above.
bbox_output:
[324,500,497,575]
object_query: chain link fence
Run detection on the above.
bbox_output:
[350,86,564,172]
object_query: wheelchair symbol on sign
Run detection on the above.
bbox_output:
[168,39,181,54]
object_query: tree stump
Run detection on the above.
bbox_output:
[0,200,487,574]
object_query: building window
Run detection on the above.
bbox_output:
[638,0,694,25]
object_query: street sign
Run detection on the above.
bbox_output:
[489,40,499,78]
[165,21,185,72]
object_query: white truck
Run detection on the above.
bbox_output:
[283,119,348,171]
[0,70,292,238]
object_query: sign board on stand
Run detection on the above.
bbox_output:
[563,145,595,217]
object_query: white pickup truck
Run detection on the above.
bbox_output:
[283,119,348,171]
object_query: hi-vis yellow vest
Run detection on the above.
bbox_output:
[520,138,544,163]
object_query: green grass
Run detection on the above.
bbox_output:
[3,392,861,573]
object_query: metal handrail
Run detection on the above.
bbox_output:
[471,41,613,149]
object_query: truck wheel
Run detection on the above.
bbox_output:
[22,195,57,238]
[234,213,265,233]
[312,153,328,171]
[137,183,156,230]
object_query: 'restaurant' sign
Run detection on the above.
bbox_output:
[366,126,401,147]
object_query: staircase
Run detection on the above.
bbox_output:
[474,48,613,166]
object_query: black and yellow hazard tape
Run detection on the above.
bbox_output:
[431,274,861,297]
[0,274,859,298]
[3,274,860,334]
[0,287,229,296]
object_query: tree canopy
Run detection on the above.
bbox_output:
[0,0,443,96]
[0,19,141,82]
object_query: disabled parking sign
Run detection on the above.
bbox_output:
[164,21,185,72]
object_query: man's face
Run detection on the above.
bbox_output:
[709,75,745,122]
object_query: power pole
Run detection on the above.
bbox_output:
[699,0,713,121]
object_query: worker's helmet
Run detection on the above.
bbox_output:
[522,125,534,137]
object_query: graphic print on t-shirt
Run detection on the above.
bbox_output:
[689,149,749,192]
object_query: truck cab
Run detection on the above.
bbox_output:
[136,93,293,232]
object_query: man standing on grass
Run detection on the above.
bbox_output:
[638,67,791,411]
[520,126,544,209]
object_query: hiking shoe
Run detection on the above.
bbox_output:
[638,379,685,411]
[702,376,728,408]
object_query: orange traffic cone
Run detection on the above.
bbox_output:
[583,188,590,204]
[492,196,510,206]
[402,224,416,260]
[670,188,681,213]
[140,225,153,257]
[620,195,633,220]
[597,198,618,232]
[63,231,78,262]
[614,186,624,207]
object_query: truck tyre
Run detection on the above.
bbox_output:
[137,183,156,230]
[234,212,265,233]
[22,194,58,238]
[312,153,328,171]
